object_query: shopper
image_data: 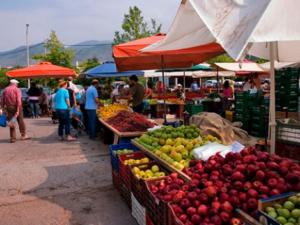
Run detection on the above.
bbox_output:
[79,85,88,130]
[154,80,164,94]
[145,80,153,99]
[191,79,199,92]
[129,75,145,113]
[53,80,76,141]
[27,82,41,118]
[39,88,49,116]
[223,80,233,99]
[85,79,100,140]
[67,82,77,108]
[1,79,30,143]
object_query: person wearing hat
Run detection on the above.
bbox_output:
[85,79,100,140]
[1,79,30,143]
[53,80,76,141]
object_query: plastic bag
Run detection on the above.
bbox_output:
[6,116,16,128]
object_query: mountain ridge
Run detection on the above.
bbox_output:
[0,40,113,67]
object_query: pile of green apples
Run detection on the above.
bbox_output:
[265,194,300,225]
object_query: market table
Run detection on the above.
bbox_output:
[99,118,146,144]
[131,139,191,182]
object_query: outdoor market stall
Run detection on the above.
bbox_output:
[106,2,300,225]
[142,0,300,154]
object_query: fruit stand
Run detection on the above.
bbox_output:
[132,139,192,182]
[97,104,156,144]
[99,118,147,144]
[107,122,300,225]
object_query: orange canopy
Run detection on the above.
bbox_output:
[6,61,77,79]
[113,33,224,71]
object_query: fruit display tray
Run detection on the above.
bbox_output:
[99,118,147,144]
[257,192,296,225]
[119,151,149,190]
[109,143,140,172]
[131,140,192,182]
[145,177,171,225]
[130,162,169,206]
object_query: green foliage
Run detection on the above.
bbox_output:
[0,68,27,88]
[32,31,75,68]
[0,68,9,88]
[79,57,101,72]
[207,54,235,64]
[113,6,162,44]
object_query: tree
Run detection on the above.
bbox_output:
[79,57,101,72]
[32,31,75,68]
[113,6,162,44]
[207,54,235,64]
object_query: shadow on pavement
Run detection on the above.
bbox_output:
[21,119,137,225]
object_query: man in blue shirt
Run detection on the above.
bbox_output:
[191,79,199,92]
[85,79,99,139]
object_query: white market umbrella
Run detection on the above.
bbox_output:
[143,0,300,154]
[215,62,267,73]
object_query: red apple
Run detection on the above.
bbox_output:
[221,201,233,213]
[187,207,197,216]
[255,170,265,181]
[197,204,208,216]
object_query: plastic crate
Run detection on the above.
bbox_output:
[168,203,184,225]
[109,143,140,172]
[132,193,146,225]
[146,213,155,225]
[131,162,168,206]
[120,182,132,209]
[119,152,148,190]
[257,192,295,225]
[185,104,203,115]
[276,142,300,161]
[145,178,171,225]
[112,170,120,192]
[276,119,300,146]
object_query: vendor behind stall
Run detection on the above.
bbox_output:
[129,75,145,113]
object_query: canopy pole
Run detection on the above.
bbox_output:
[269,42,276,154]
[26,24,31,88]
[161,55,167,123]
[183,70,186,98]
[216,66,219,93]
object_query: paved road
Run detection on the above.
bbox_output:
[0,118,137,225]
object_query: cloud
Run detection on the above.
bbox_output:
[0,0,180,51]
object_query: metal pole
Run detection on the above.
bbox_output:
[161,55,167,123]
[26,24,30,88]
[183,70,186,98]
[269,42,276,154]
[216,66,219,93]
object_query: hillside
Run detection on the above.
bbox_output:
[0,40,113,67]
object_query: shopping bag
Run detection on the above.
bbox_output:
[0,114,7,127]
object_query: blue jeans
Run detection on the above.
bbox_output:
[29,100,40,117]
[56,109,70,137]
[86,109,97,139]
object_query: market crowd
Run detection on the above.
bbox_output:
[0,73,269,143]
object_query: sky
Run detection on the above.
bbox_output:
[0,0,181,51]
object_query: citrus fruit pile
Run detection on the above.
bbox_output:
[97,104,130,120]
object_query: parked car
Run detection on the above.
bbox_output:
[204,80,218,88]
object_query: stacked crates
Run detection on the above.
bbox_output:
[184,103,204,116]
[275,68,299,112]
[234,91,269,137]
